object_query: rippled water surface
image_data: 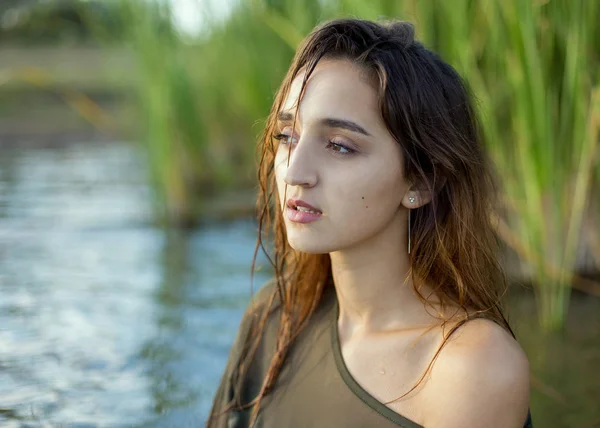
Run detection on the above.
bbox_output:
[0,142,598,427]
[0,142,270,427]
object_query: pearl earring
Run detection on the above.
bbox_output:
[408,197,415,254]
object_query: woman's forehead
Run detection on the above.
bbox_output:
[281,59,380,126]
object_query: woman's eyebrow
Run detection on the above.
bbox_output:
[277,112,372,136]
[277,111,295,122]
[321,118,371,136]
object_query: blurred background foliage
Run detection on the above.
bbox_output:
[0,0,125,44]
[1,0,599,425]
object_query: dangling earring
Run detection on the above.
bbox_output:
[408,196,415,254]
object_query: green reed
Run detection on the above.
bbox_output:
[117,0,214,227]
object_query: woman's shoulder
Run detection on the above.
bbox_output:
[236,277,281,329]
[248,277,279,310]
[225,278,281,358]
[421,318,530,427]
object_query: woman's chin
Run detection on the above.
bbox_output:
[286,236,334,254]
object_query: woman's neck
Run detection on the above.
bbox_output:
[329,218,442,337]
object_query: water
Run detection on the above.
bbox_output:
[0,142,598,427]
[0,142,270,426]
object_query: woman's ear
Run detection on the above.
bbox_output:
[402,189,429,209]
[402,176,447,209]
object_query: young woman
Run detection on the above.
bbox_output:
[208,18,533,428]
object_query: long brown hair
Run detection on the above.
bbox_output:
[209,17,512,427]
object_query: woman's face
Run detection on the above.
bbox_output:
[274,58,409,254]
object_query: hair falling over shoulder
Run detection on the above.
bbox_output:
[208,17,513,428]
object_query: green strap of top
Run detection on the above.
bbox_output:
[330,298,424,428]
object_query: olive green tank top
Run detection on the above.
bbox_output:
[208,281,533,428]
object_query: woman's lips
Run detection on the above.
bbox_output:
[286,205,323,223]
[286,198,321,212]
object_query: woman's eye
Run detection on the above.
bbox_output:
[274,133,355,156]
[326,140,355,155]
[273,134,296,145]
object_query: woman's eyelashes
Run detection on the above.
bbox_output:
[273,133,297,145]
[273,133,356,156]
[325,138,356,155]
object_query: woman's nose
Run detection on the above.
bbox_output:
[281,138,318,187]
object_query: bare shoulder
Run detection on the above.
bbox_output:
[422,318,530,428]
